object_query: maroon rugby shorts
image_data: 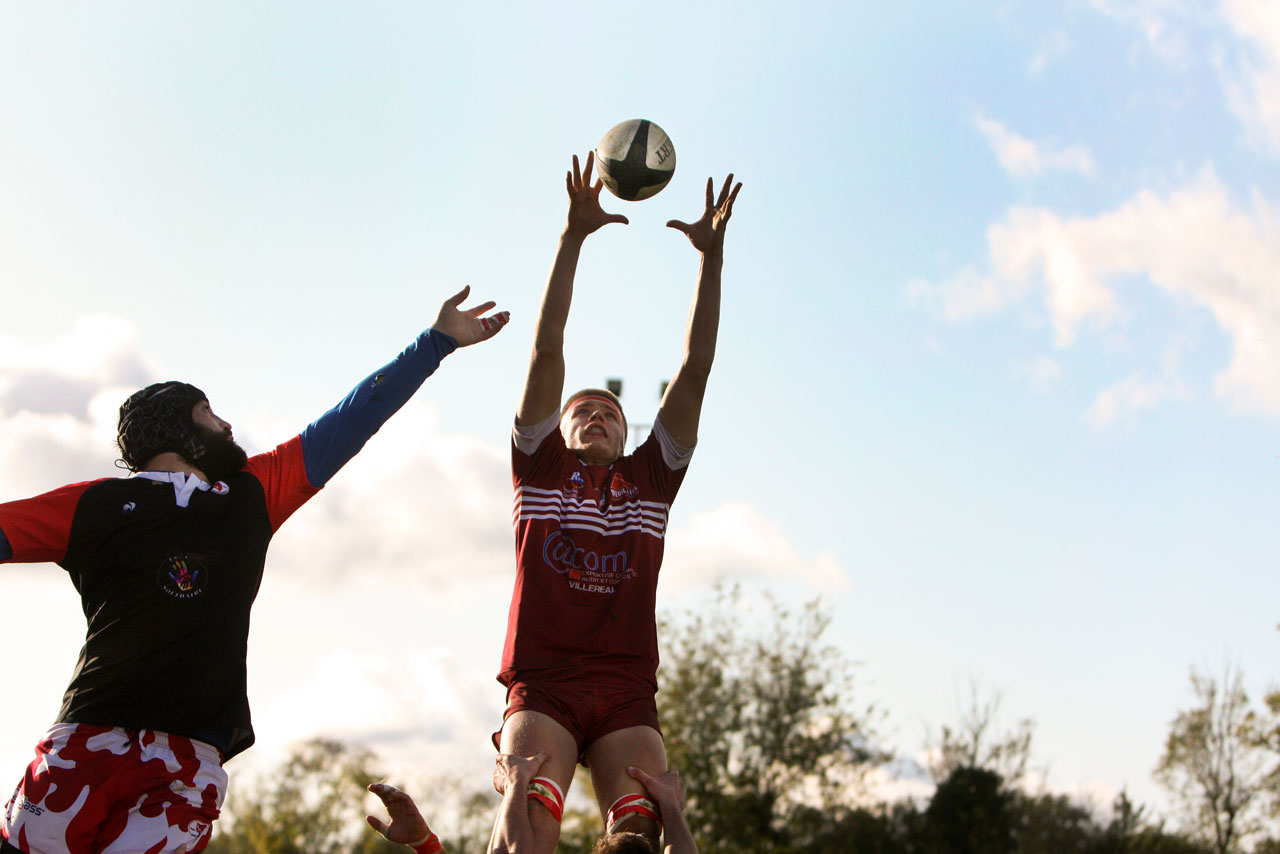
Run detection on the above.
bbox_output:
[494,669,661,763]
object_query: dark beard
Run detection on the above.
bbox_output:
[190,428,249,483]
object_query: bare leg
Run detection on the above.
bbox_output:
[490,710,579,854]
[584,726,667,849]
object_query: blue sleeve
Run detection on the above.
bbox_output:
[299,329,459,488]
[0,527,10,561]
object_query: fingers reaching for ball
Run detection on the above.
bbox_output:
[668,173,743,255]
[565,152,629,237]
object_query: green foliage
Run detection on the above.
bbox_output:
[923,766,1016,854]
[656,585,884,854]
[205,738,386,854]
[550,773,606,854]
[926,680,1035,785]
[1260,689,1280,822]
[1154,668,1272,854]
[1013,791,1097,854]
[205,738,499,854]
[1092,792,1214,854]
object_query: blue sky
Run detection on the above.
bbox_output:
[2,0,1278,827]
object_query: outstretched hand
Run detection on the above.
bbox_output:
[667,174,743,256]
[366,782,432,846]
[431,285,510,347]
[565,152,629,238]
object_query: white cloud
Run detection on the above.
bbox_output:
[907,265,1030,322]
[1088,0,1197,63]
[663,501,849,592]
[1014,357,1064,395]
[1090,0,1280,156]
[0,315,156,414]
[265,404,514,586]
[973,114,1097,179]
[1029,30,1071,75]
[1221,0,1280,155]
[1083,371,1189,428]
[911,206,1121,345]
[910,168,1280,419]
[0,316,159,492]
[861,754,935,808]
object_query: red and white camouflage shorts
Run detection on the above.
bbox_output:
[1,723,226,854]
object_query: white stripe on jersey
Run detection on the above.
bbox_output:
[513,487,671,539]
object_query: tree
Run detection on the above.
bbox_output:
[206,738,385,854]
[1013,789,1098,854]
[926,679,1034,786]
[205,738,497,854]
[1094,791,1213,854]
[1261,688,1280,821]
[656,584,884,854]
[1154,667,1270,854]
[922,765,1016,854]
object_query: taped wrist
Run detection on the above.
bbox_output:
[606,793,661,834]
[527,776,565,823]
[408,831,443,854]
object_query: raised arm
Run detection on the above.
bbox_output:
[487,750,551,854]
[517,152,628,426]
[627,765,698,854]
[657,175,743,449]
[300,286,509,488]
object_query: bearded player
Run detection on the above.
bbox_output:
[0,287,508,854]
[492,152,740,853]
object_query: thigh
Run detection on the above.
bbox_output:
[499,710,580,793]
[497,710,580,854]
[584,725,667,831]
[3,724,123,854]
[98,733,226,854]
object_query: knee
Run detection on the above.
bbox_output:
[525,810,564,854]
[526,781,566,853]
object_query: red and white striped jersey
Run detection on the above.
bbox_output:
[498,413,692,688]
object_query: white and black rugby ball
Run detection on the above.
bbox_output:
[595,119,676,201]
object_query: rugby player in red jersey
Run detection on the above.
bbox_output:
[491,152,740,854]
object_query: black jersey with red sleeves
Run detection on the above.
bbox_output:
[499,417,692,689]
[0,437,316,760]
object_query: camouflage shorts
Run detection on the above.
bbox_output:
[2,723,226,854]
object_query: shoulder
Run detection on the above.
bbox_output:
[513,411,562,457]
[639,418,694,471]
[2,477,120,512]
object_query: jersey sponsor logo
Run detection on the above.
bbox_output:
[609,473,639,501]
[568,580,617,594]
[542,531,630,590]
[14,793,44,816]
[122,501,137,514]
[212,481,230,495]
[564,471,585,501]
[158,554,210,599]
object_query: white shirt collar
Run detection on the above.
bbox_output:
[134,471,217,508]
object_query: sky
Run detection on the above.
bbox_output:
[2,0,1278,829]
